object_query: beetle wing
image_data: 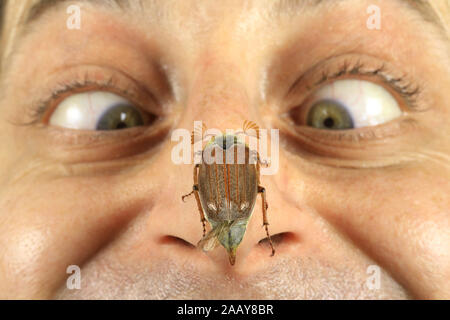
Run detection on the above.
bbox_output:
[197,225,221,252]
[229,145,258,221]
[198,143,258,223]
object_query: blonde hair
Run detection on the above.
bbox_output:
[430,0,450,34]
[0,0,36,74]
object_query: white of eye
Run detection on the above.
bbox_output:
[49,91,135,130]
[311,79,402,128]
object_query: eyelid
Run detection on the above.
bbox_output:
[24,65,162,126]
[281,112,415,144]
[276,115,420,168]
[284,54,425,114]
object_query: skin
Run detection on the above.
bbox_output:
[0,0,449,299]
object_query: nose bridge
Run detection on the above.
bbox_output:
[185,57,255,129]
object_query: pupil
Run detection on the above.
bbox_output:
[323,117,334,128]
[116,122,127,129]
[96,104,145,131]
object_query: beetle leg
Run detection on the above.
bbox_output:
[255,153,270,185]
[259,157,270,168]
[182,165,207,237]
[193,185,207,237]
[193,164,207,237]
[256,156,261,186]
[256,153,274,256]
[258,186,275,257]
[181,188,195,202]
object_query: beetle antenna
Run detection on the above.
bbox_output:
[243,120,260,140]
[202,133,217,141]
[191,122,207,145]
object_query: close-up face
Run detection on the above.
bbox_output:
[0,0,449,299]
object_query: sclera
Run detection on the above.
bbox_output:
[49,91,133,130]
[310,79,402,128]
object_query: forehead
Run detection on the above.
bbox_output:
[3,1,450,35]
[0,0,449,75]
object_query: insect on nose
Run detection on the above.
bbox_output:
[215,135,237,150]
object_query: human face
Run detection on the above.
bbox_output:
[0,0,449,299]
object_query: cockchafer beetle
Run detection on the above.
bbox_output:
[182,120,275,265]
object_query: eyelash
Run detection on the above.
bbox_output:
[25,74,142,126]
[310,60,420,110]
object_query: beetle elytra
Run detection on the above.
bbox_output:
[182,120,275,265]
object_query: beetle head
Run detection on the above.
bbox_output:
[217,219,249,265]
[206,134,243,150]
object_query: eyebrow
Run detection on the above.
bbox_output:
[23,0,446,35]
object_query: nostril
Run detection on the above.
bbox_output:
[158,235,196,249]
[258,232,298,248]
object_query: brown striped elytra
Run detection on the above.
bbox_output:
[182,121,275,265]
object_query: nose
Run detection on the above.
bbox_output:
[129,60,303,274]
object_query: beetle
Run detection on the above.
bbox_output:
[182,120,275,265]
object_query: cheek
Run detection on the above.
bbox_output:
[0,224,50,298]
[275,156,450,298]
[0,191,65,298]
[0,176,144,298]
[0,147,197,298]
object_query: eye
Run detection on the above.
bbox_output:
[49,91,156,130]
[289,79,402,130]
